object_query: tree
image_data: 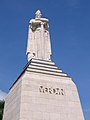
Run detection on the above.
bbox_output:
[0,101,4,120]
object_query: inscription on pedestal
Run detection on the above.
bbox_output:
[39,86,65,95]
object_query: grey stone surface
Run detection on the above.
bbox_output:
[3,77,22,120]
[3,59,84,120]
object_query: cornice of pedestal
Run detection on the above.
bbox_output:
[9,58,72,91]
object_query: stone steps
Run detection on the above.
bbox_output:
[26,59,69,77]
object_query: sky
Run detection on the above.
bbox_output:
[0,0,90,119]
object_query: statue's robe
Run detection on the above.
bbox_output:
[26,22,52,61]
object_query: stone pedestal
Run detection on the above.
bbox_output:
[3,59,84,120]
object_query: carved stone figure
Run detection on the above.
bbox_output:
[35,10,42,18]
[26,10,52,61]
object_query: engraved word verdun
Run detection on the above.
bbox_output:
[39,86,65,95]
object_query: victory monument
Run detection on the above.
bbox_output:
[26,10,52,61]
[3,10,84,120]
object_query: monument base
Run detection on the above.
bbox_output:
[3,59,84,120]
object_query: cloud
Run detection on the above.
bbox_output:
[0,90,7,100]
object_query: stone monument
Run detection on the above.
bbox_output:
[26,10,51,61]
[3,10,84,120]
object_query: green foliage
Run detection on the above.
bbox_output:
[0,101,4,120]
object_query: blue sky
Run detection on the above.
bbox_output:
[0,0,90,119]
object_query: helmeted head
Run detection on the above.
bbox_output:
[35,10,42,18]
